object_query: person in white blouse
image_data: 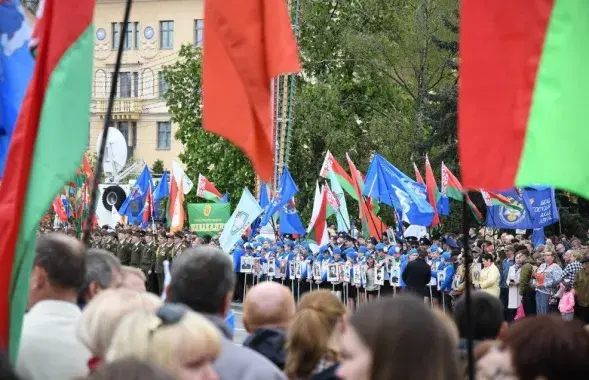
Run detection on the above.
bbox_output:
[507,252,524,317]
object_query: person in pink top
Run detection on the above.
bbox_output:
[558,281,575,321]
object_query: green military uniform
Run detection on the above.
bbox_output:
[141,240,156,274]
[154,238,170,294]
[117,238,132,266]
[130,241,143,268]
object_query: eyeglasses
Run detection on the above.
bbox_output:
[149,303,189,338]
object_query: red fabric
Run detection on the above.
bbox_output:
[52,195,67,222]
[199,175,223,199]
[203,0,301,182]
[309,186,328,243]
[0,0,94,348]
[458,0,554,190]
[87,356,102,372]
[413,162,425,185]
[424,156,439,227]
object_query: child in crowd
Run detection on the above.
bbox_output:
[558,281,575,321]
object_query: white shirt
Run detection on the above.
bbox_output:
[16,300,91,380]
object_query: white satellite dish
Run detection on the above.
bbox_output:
[96,127,128,180]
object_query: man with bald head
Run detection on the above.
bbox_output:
[242,281,295,370]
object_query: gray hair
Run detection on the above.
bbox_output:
[78,249,121,301]
[167,246,235,314]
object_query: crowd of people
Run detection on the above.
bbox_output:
[12,224,589,379]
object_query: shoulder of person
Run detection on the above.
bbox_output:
[216,339,285,379]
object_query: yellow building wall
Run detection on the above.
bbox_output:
[89,0,203,172]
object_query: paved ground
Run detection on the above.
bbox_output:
[231,302,247,344]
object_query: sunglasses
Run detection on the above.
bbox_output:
[149,303,189,338]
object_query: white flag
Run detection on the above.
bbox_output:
[219,188,262,253]
[172,160,194,195]
[110,205,121,229]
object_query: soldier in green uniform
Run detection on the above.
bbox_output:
[141,232,157,293]
[104,231,118,253]
[117,230,131,266]
[129,231,144,268]
[154,232,169,294]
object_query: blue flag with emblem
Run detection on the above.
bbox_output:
[279,199,306,236]
[485,187,559,229]
[0,0,34,178]
[261,168,298,227]
[220,188,262,253]
[119,165,154,224]
[153,171,169,217]
[363,154,434,226]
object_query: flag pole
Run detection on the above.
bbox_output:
[462,195,475,380]
[82,0,134,245]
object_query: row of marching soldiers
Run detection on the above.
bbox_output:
[230,231,463,312]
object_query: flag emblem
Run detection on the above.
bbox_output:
[231,211,249,235]
[498,199,526,226]
[203,204,212,217]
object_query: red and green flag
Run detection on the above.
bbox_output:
[480,189,524,211]
[196,174,223,202]
[424,155,440,227]
[459,1,589,197]
[413,162,425,185]
[320,151,357,201]
[441,163,483,223]
[306,185,329,246]
[0,0,94,357]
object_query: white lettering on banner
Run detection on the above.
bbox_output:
[531,197,553,225]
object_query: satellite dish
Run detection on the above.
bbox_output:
[96,127,128,179]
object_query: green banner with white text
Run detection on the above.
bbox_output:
[187,203,231,237]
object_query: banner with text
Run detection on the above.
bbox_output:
[187,203,231,236]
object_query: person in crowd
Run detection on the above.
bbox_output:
[560,249,582,285]
[285,290,347,380]
[242,282,295,370]
[106,304,220,380]
[166,246,286,380]
[518,249,537,316]
[77,288,162,370]
[574,257,589,323]
[506,251,523,322]
[500,245,515,320]
[78,249,122,308]
[121,266,147,292]
[337,295,460,380]
[558,281,575,321]
[476,253,500,298]
[79,358,176,380]
[16,234,91,380]
[534,248,563,315]
[453,291,506,364]
[401,249,431,300]
[477,316,589,380]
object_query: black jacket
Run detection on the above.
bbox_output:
[402,258,431,297]
[242,328,287,370]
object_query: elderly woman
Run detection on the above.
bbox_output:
[507,252,524,315]
[534,248,563,315]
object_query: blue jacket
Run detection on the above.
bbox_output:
[399,255,408,289]
[439,264,455,292]
[501,258,515,288]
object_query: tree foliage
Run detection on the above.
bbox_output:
[162,44,255,206]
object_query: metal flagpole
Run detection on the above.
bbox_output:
[83,0,133,245]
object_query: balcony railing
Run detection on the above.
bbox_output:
[92,98,142,114]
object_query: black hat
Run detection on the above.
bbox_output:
[138,230,146,236]
[174,231,185,239]
[283,233,293,240]
[345,235,353,242]
[419,237,431,246]
[101,225,109,230]
[370,237,378,245]
[337,231,348,238]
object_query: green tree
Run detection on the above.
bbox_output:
[151,159,164,174]
[162,44,255,206]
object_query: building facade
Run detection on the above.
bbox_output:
[90,0,203,170]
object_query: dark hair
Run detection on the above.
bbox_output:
[80,357,175,380]
[78,249,121,300]
[35,234,86,290]
[350,295,460,380]
[481,253,494,262]
[418,250,428,260]
[0,351,18,380]
[504,316,589,380]
[167,246,236,314]
[453,291,504,340]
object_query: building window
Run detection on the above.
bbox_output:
[134,22,139,48]
[131,122,137,147]
[158,72,168,98]
[159,21,174,49]
[118,122,129,144]
[112,22,120,49]
[194,19,204,47]
[132,72,139,97]
[119,72,131,98]
[157,122,172,150]
[123,22,133,50]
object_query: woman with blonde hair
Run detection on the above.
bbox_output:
[106,303,220,380]
[77,288,162,370]
[285,290,347,380]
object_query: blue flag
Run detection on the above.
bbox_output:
[532,228,546,248]
[485,187,559,229]
[363,154,434,226]
[0,1,34,178]
[119,165,154,224]
[153,171,170,217]
[279,201,306,236]
[261,168,298,227]
[220,193,229,203]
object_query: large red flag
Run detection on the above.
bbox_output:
[202,0,301,182]
[424,155,440,227]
